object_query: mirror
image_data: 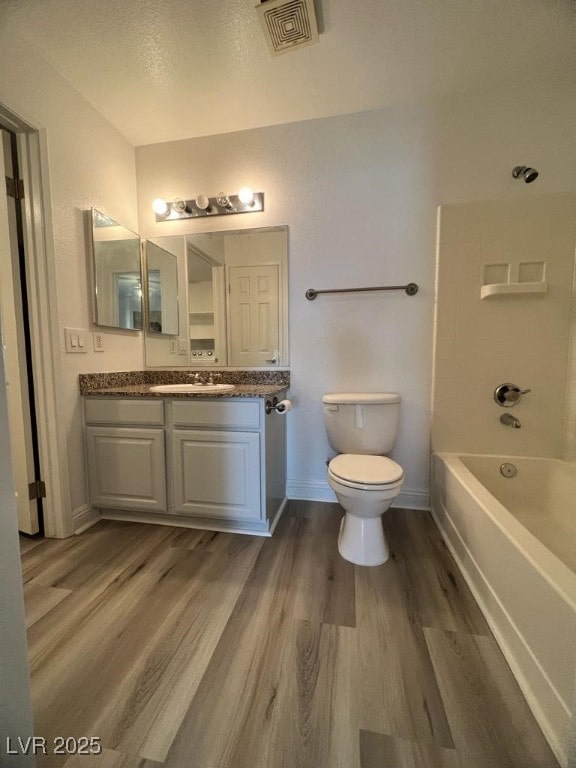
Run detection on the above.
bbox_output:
[143,226,288,367]
[90,208,142,330]
[145,241,179,335]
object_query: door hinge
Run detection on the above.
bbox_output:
[28,480,46,500]
[5,175,24,200]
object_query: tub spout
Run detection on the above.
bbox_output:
[500,413,521,428]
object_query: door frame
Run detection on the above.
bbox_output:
[1,102,72,537]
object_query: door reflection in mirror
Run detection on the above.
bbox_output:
[145,241,179,336]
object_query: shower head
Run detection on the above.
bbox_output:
[512,165,539,183]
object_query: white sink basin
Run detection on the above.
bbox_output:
[150,383,235,393]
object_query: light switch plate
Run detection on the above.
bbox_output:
[64,327,87,353]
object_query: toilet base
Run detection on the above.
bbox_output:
[338,513,389,566]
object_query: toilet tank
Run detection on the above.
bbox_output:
[322,393,401,455]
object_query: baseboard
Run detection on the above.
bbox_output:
[286,479,337,502]
[286,479,430,510]
[73,504,101,534]
[394,489,430,510]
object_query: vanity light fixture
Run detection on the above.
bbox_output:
[152,188,264,221]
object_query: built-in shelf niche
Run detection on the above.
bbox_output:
[480,260,548,299]
[189,312,215,339]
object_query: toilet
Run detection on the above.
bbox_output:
[323,393,404,566]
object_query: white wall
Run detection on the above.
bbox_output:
[0,25,141,528]
[136,79,575,505]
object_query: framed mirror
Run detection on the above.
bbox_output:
[90,208,142,330]
[145,241,179,336]
[143,226,288,368]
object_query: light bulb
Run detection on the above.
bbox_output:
[238,187,255,206]
[152,198,169,216]
[216,192,232,209]
[172,197,190,214]
[195,194,210,211]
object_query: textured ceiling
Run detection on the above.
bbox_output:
[1,0,575,146]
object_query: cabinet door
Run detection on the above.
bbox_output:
[172,429,260,520]
[86,426,166,511]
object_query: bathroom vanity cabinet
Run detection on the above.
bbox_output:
[84,394,287,535]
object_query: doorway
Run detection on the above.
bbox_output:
[0,125,44,535]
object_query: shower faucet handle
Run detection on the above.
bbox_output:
[494,383,531,407]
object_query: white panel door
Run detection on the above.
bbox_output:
[228,264,279,366]
[0,129,38,534]
[172,429,261,520]
[86,426,167,511]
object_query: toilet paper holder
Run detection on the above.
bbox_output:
[265,397,290,415]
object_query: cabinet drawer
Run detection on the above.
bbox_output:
[171,399,260,430]
[84,398,164,426]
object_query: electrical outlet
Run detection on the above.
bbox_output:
[93,332,105,352]
[178,338,188,355]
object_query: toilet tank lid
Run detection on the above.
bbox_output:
[322,393,401,405]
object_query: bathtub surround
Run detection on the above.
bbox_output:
[431,453,576,767]
[432,193,576,456]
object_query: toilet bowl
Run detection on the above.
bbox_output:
[328,453,403,565]
[322,393,404,566]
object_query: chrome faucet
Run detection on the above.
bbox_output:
[187,372,222,385]
[500,413,521,429]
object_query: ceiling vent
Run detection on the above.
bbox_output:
[257,0,319,56]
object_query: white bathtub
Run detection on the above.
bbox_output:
[431,453,576,768]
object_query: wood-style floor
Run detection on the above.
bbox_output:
[20,503,559,768]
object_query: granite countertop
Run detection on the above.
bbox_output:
[81,383,288,399]
[79,369,290,399]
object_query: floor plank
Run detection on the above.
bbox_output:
[23,581,72,628]
[385,510,490,635]
[359,730,460,768]
[355,551,454,747]
[22,522,174,590]
[32,527,262,765]
[163,515,305,767]
[19,534,45,554]
[262,621,360,768]
[63,749,161,768]
[291,502,356,627]
[424,628,559,768]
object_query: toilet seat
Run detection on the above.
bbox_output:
[329,454,404,490]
